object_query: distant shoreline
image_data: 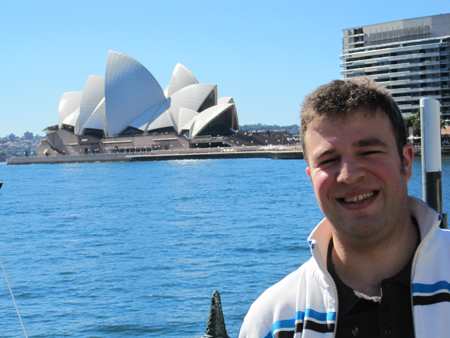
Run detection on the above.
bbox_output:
[6,146,303,165]
[413,146,450,156]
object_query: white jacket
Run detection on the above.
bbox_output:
[239,197,450,338]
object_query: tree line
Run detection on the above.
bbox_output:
[403,111,450,136]
[239,124,300,135]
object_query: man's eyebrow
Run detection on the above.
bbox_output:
[353,138,388,148]
[312,149,336,163]
[311,138,388,164]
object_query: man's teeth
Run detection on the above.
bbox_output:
[343,192,374,203]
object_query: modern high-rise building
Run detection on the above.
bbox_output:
[341,14,450,118]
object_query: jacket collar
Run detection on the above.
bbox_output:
[408,196,442,241]
[307,196,442,267]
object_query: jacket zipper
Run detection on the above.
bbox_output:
[409,214,441,338]
[312,243,339,338]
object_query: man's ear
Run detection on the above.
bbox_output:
[402,143,414,181]
[306,166,311,179]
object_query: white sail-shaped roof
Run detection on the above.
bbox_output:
[181,116,198,132]
[53,51,239,140]
[189,103,238,138]
[168,83,216,133]
[76,75,105,135]
[167,63,198,97]
[82,97,105,133]
[104,51,166,137]
[146,110,174,132]
[58,92,82,128]
[129,99,170,131]
[62,107,81,127]
[177,108,199,133]
[218,97,234,105]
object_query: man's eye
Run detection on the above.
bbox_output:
[362,150,381,156]
[318,158,336,166]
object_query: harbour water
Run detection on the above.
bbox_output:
[1,157,449,337]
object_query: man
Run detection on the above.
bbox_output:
[239,78,450,338]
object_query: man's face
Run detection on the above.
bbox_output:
[304,109,414,246]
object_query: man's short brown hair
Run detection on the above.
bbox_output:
[300,77,407,166]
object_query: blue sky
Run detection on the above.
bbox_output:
[1,0,449,137]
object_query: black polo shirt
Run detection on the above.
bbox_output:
[327,238,416,338]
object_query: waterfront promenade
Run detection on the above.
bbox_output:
[413,145,450,156]
[6,145,303,165]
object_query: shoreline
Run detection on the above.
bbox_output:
[6,146,303,165]
[413,145,450,156]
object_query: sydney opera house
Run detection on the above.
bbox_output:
[38,51,241,156]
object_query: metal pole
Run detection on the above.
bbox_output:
[420,98,447,228]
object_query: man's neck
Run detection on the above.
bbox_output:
[331,218,419,297]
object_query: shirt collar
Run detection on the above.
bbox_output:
[326,218,419,316]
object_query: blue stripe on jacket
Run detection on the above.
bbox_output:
[412,281,450,294]
[263,310,336,338]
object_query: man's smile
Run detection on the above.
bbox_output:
[338,190,379,204]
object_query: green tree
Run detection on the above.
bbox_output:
[404,112,421,136]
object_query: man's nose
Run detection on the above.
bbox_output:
[336,156,365,184]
